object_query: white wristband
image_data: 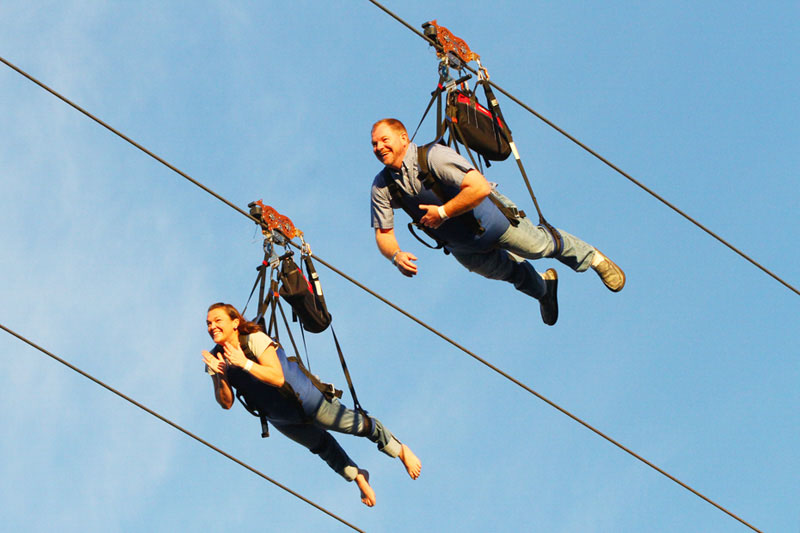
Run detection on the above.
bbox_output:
[391,250,400,265]
[243,359,254,373]
[437,205,449,220]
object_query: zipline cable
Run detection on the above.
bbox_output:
[364,0,800,298]
[304,250,762,533]
[0,55,762,532]
[0,55,253,223]
[0,322,365,533]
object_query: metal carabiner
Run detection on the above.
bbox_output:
[263,237,281,270]
[438,58,452,84]
[299,235,312,257]
[476,59,490,81]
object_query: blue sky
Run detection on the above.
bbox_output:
[1,2,797,532]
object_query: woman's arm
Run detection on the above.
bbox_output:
[211,373,235,409]
[202,349,234,409]
[222,338,285,388]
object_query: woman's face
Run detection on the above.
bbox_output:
[206,308,239,345]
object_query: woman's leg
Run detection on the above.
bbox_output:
[312,398,421,479]
[270,421,358,481]
[312,398,401,457]
[271,422,377,506]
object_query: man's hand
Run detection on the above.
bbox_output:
[394,250,418,277]
[418,204,446,229]
[376,228,419,278]
[202,350,227,375]
[418,170,490,229]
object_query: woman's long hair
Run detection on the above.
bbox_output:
[207,302,263,335]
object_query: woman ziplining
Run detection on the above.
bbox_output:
[201,302,421,507]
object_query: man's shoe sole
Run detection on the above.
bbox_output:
[540,268,559,326]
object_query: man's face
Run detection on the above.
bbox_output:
[371,123,409,170]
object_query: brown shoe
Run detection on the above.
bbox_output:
[593,251,625,292]
[539,268,558,326]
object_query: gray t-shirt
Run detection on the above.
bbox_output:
[370,143,474,229]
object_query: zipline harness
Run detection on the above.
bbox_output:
[238,201,370,438]
[405,20,563,255]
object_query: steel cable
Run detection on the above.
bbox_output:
[364,0,799,298]
[1,53,762,532]
[0,323,364,532]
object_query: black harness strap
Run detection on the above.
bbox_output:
[273,270,371,436]
[265,279,280,340]
[235,328,332,439]
[273,295,344,403]
[276,297,302,368]
[242,252,273,333]
[384,163,448,251]
[383,142,490,254]
[237,334,306,435]
[410,77,446,143]
[411,72,473,143]
[242,248,373,439]
[487,193,523,227]
[417,142,486,238]
[330,326,371,436]
[297,319,312,371]
[479,80,564,256]
[235,394,271,438]
[236,334,273,438]
[405,221,445,250]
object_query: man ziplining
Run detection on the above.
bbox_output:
[369,118,625,326]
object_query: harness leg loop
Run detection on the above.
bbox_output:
[543,223,564,258]
[357,410,374,437]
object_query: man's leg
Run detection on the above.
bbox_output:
[450,248,558,324]
[498,217,595,272]
[450,247,547,299]
[492,191,624,291]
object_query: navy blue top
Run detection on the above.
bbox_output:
[216,332,324,424]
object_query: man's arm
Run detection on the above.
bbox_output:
[375,227,417,277]
[419,169,492,229]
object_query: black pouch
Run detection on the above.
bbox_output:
[448,89,511,161]
[278,255,332,333]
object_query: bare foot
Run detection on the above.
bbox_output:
[399,444,421,480]
[355,469,376,507]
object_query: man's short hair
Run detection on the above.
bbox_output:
[372,118,407,135]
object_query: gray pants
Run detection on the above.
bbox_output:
[450,192,596,299]
[271,397,401,481]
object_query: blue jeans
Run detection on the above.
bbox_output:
[270,398,401,481]
[450,191,596,300]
